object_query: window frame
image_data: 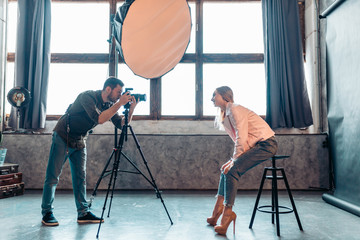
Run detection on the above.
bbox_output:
[7,0,305,121]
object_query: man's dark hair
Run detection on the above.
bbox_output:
[103,77,124,90]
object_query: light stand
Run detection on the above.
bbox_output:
[94,105,173,239]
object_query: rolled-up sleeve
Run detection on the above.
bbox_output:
[111,114,123,129]
[79,93,101,124]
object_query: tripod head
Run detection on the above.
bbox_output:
[122,87,135,128]
[122,106,130,125]
[122,106,130,141]
[120,88,145,141]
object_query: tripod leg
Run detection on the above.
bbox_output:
[96,128,126,238]
[96,155,117,238]
[120,149,174,225]
[91,123,120,208]
[107,149,123,217]
[120,152,155,187]
[128,126,173,225]
[89,150,116,207]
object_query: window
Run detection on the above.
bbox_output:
[47,64,109,115]
[4,2,17,115]
[203,2,263,54]
[51,3,109,54]
[202,1,265,116]
[203,63,266,116]
[6,0,305,119]
[162,64,196,116]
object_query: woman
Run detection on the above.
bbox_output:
[207,86,278,235]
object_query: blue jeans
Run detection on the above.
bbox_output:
[217,136,278,206]
[41,132,89,217]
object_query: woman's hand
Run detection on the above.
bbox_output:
[221,159,234,174]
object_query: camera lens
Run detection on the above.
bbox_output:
[132,94,147,102]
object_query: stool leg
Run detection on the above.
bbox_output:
[249,168,268,229]
[271,178,275,224]
[272,167,281,236]
[271,159,275,224]
[281,169,303,231]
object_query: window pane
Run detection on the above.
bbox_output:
[51,2,109,53]
[47,64,109,115]
[162,64,195,115]
[185,2,195,53]
[118,64,150,115]
[203,2,263,53]
[203,64,266,116]
[4,62,15,115]
[7,2,17,53]
[116,1,125,10]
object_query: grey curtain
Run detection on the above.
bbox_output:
[9,0,51,129]
[262,0,313,129]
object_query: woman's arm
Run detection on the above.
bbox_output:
[221,159,234,174]
[229,105,249,159]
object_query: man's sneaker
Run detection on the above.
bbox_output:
[77,212,104,224]
[42,212,59,226]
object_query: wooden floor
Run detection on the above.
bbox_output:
[0,190,359,240]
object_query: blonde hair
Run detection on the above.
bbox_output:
[214,86,234,130]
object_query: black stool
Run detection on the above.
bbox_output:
[249,155,303,236]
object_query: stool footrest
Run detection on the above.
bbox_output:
[257,205,294,214]
[266,175,284,179]
[265,167,284,170]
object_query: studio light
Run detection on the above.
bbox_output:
[7,87,31,132]
[113,0,192,79]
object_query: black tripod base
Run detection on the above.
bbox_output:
[95,124,173,238]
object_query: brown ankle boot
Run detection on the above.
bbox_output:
[206,205,224,226]
[214,211,237,235]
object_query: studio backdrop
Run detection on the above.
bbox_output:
[322,0,360,217]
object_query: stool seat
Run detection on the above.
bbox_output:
[249,155,303,236]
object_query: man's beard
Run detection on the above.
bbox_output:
[108,95,118,103]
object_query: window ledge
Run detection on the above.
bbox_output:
[4,120,322,136]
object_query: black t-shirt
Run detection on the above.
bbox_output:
[54,90,123,149]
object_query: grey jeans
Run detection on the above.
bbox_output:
[217,136,278,206]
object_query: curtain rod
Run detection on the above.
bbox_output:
[319,0,346,19]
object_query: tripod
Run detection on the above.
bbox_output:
[94,107,173,238]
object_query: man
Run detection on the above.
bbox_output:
[41,77,137,226]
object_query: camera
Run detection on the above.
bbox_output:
[125,88,147,102]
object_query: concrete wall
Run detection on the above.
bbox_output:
[2,129,329,191]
